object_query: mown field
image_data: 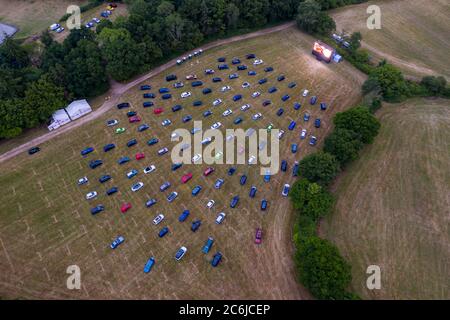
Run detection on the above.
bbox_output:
[330,0,450,80]
[0,27,365,299]
[323,98,450,299]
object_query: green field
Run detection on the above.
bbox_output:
[323,98,450,299]
[330,0,450,80]
[0,27,365,299]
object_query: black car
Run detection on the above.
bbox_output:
[231,58,241,64]
[91,205,104,215]
[143,101,154,108]
[99,175,111,183]
[193,100,203,107]
[191,220,202,232]
[281,160,287,172]
[28,147,40,155]
[103,143,115,152]
[182,115,192,123]
[127,139,137,147]
[191,80,203,87]
[117,102,130,109]
[171,163,183,171]
[237,65,247,71]
[276,108,284,116]
[288,82,297,88]
[277,74,285,81]
[106,187,118,195]
[228,167,236,176]
[258,78,268,85]
[127,111,137,117]
[262,100,272,106]
[212,77,222,82]
[143,93,155,99]
[217,57,226,62]
[218,64,229,70]
[89,159,103,169]
[138,124,150,132]
[264,66,274,72]
[166,74,177,81]
[246,53,256,59]
[202,88,212,94]
[172,104,182,112]
[203,110,212,117]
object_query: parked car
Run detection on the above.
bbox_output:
[171,163,182,171]
[192,154,202,163]
[237,65,248,71]
[89,160,103,169]
[303,113,310,121]
[181,173,193,183]
[191,80,203,87]
[231,57,241,65]
[268,86,277,93]
[282,184,290,197]
[255,228,262,244]
[166,74,177,81]
[222,109,233,117]
[202,237,214,254]
[91,205,104,215]
[159,87,170,93]
[240,104,251,111]
[126,169,138,179]
[288,121,296,131]
[118,156,130,165]
[106,187,118,196]
[288,82,297,88]
[143,93,155,99]
[292,161,300,177]
[291,144,298,153]
[281,160,287,172]
[248,70,256,76]
[153,108,163,115]
[203,88,212,94]
[161,119,172,126]
[253,59,263,65]
[173,82,184,88]
[186,74,197,80]
[294,102,301,110]
[138,124,150,132]
[143,101,154,108]
[159,181,171,191]
[233,117,243,125]
[320,102,327,110]
[117,102,130,109]
[182,115,192,123]
[214,179,224,189]
[143,257,155,273]
[264,66,273,72]
[115,127,126,134]
[300,129,307,139]
[175,246,187,261]
[85,191,97,200]
[146,198,157,208]
[213,98,222,106]
[167,191,178,202]
[204,167,215,176]
[246,53,256,59]
[207,200,215,209]
[230,196,239,208]
[212,77,222,82]
[81,147,94,157]
[140,85,151,90]
[172,104,182,112]
[181,91,191,98]
[282,94,290,102]
[110,236,125,249]
[242,82,250,88]
[192,185,202,196]
[153,213,165,225]
[103,143,115,152]
[310,96,317,105]
[205,69,215,74]
[121,202,132,213]
[261,199,268,211]
[127,138,138,147]
[78,176,88,185]
[249,186,257,198]
[302,89,309,97]
[276,108,284,116]
[251,91,261,98]
[229,73,239,80]
[129,116,141,123]
[262,99,272,106]
[158,227,169,238]
[99,175,111,183]
[191,220,202,232]
[228,167,236,176]
[107,119,119,126]
[314,118,321,128]
[203,110,213,117]
[193,100,203,106]
[232,94,242,101]
[240,175,247,185]
[252,113,262,120]
[277,130,285,139]
[221,85,231,92]
[131,182,144,192]
[211,252,222,267]
[309,136,317,146]
[258,78,268,85]
[211,122,222,130]
[178,209,190,222]
[215,212,226,224]
[218,64,228,70]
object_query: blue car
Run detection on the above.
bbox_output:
[249,186,257,198]
[193,100,203,106]
[179,210,190,222]
[291,144,298,153]
[167,191,178,202]
[127,138,137,147]
[320,102,327,110]
[99,175,111,183]
[118,156,130,165]
[264,66,274,72]
[110,236,125,249]
[89,159,103,169]
[138,124,150,132]
[288,82,297,88]
[281,160,287,172]
[261,199,268,211]
[159,87,170,93]
[258,78,268,85]
[248,70,257,76]
[288,121,296,131]
[117,102,129,109]
[264,171,271,183]
[191,220,201,232]
[232,58,241,65]
[158,227,169,238]
[161,93,172,100]
[230,196,239,208]
[172,163,183,171]
[172,104,182,112]
[218,64,228,70]
[237,65,247,70]
[160,181,171,191]
[140,85,151,90]
[276,108,284,116]
[127,169,138,179]
[240,175,247,185]
[202,88,212,94]
[233,117,243,124]
[91,205,104,215]
[310,96,317,105]
[309,136,317,146]
[202,237,214,254]
[314,118,321,128]
[211,252,222,267]
[106,187,118,195]
[191,81,203,87]
[294,102,301,110]
[229,73,239,79]
[233,94,242,101]
[81,147,94,156]
[303,113,310,121]
[192,185,202,196]
[214,179,224,189]
[212,77,222,82]
[146,198,157,207]
[127,111,137,117]
[203,110,212,117]
[277,75,285,81]
[143,93,155,99]
[292,161,300,177]
[143,101,154,108]
[268,86,277,93]
[143,257,155,273]
[103,143,115,152]
[182,115,192,123]
[147,137,159,145]
[282,94,290,102]
[228,167,236,176]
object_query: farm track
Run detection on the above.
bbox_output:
[0,22,295,164]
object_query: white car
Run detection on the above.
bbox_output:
[213,98,222,106]
[192,154,202,163]
[78,177,88,185]
[248,155,256,164]
[278,130,285,139]
[144,165,156,174]
[302,89,309,97]
[222,109,233,117]
[253,59,263,65]
[252,113,262,120]
[161,119,172,126]
[207,200,215,209]
[175,246,187,261]
[251,91,261,98]
[85,191,97,200]
[201,137,212,145]
[211,122,222,129]
[282,184,290,197]
[171,132,179,139]
[226,134,234,142]
[50,23,61,31]
[152,214,165,225]
[240,104,251,111]
[221,86,231,92]
[107,119,119,126]
[242,82,250,88]
[181,91,191,98]
[92,17,101,24]
[300,129,307,139]
[205,69,215,74]
[131,182,144,192]
[215,212,226,224]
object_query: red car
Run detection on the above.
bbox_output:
[153,108,164,115]
[255,228,262,244]
[135,152,145,160]
[203,167,215,176]
[129,116,141,123]
[121,202,132,213]
[181,173,193,183]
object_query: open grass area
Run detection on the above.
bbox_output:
[330,0,450,80]
[0,27,365,299]
[323,98,450,299]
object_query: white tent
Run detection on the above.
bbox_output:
[48,109,71,131]
[65,99,92,120]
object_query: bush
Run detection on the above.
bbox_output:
[296,0,336,35]
[299,152,340,186]
[364,63,411,102]
[334,106,381,144]
[293,215,317,248]
[295,236,352,300]
[324,128,364,166]
[420,76,447,96]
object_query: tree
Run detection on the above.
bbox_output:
[290,178,334,221]
[420,76,447,96]
[364,63,410,102]
[299,152,340,186]
[63,27,96,51]
[324,128,363,166]
[296,0,335,35]
[349,31,362,51]
[0,38,30,69]
[334,106,381,144]
[295,236,352,300]
[224,2,240,29]
[0,99,28,138]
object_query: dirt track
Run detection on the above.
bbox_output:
[0,22,295,164]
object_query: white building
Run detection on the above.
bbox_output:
[47,109,71,131]
[65,99,92,120]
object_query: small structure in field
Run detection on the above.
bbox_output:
[312,40,336,63]
[47,99,92,131]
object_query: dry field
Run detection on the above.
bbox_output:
[323,98,450,299]
[0,27,365,299]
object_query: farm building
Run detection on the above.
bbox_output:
[65,99,92,120]
[47,109,71,131]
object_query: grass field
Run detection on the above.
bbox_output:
[0,27,365,299]
[323,98,450,299]
[330,0,450,80]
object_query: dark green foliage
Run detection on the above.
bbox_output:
[324,128,364,166]
[295,236,352,300]
[334,106,381,144]
[420,76,447,96]
[296,0,336,35]
[299,152,340,186]
[365,63,411,102]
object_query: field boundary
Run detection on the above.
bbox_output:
[0,21,295,164]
